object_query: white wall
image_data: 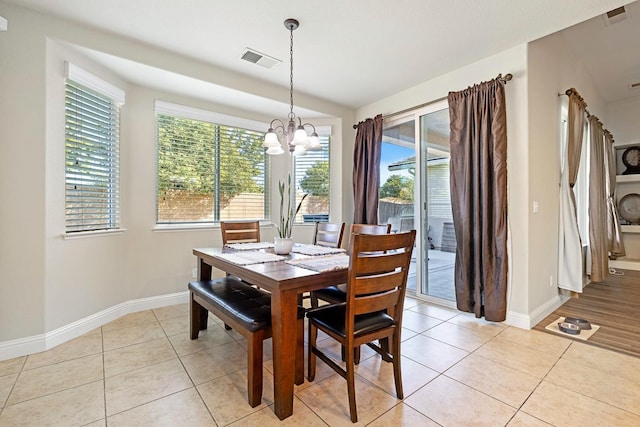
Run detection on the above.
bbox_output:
[0,3,47,341]
[357,45,531,325]
[0,3,353,356]
[608,97,640,143]
[527,30,607,314]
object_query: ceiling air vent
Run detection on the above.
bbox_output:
[240,48,281,69]
[603,6,629,26]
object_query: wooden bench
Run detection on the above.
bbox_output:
[189,278,304,407]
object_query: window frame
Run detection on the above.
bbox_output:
[154,101,271,226]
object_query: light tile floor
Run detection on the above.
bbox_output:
[1,298,639,426]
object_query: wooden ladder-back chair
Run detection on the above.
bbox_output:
[297,222,346,306]
[220,220,261,330]
[310,223,391,308]
[307,230,416,423]
[313,222,345,248]
[220,220,260,245]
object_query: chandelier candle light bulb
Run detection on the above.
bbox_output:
[263,18,322,156]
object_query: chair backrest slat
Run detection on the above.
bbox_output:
[356,270,406,295]
[221,221,260,245]
[353,289,400,315]
[354,251,411,275]
[350,223,391,236]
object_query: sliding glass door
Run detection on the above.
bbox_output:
[380,100,455,304]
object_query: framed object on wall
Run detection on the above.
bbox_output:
[621,146,640,175]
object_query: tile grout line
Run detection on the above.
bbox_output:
[506,338,575,427]
[155,306,219,425]
[0,354,27,419]
[101,325,108,426]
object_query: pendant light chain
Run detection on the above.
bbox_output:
[263,18,321,156]
[289,26,294,121]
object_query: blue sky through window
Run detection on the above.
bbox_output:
[380,142,415,185]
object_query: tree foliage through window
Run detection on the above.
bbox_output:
[156,114,266,223]
[380,174,414,201]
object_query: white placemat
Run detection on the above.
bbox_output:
[291,244,346,256]
[214,251,286,265]
[286,254,349,272]
[225,242,275,250]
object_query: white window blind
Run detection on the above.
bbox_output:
[156,104,268,223]
[426,161,453,219]
[294,136,330,223]
[65,79,121,233]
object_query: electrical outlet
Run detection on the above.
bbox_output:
[549,275,554,287]
[192,267,198,279]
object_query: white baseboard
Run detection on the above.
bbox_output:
[0,291,189,361]
[505,293,568,330]
[505,310,531,329]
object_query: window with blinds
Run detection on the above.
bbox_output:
[65,80,121,232]
[156,110,268,223]
[294,137,330,223]
[426,161,453,219]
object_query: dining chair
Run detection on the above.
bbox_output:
[220,220,260,244]
[297,221,346,306]
[310,223,391,308]
[219,220,261,330]
[306,230,416,423]
[313,221,345,248]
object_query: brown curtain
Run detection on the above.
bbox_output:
[588,117,609,282]
[605,130,625,258]
[558,90,587,292]
[448,76,508,321]
[353,114,383,225]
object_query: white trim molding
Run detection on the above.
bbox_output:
[505,293,569,330]
[0,291,189,361]
[65,61,125,105]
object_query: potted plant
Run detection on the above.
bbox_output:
[274,173,308,254]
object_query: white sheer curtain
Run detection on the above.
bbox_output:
[558,90,587,292]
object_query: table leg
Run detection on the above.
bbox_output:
[197,258,212,281]
[270,288,298,420]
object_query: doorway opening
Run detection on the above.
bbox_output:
[379,101,456,304]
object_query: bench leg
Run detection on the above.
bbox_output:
[190,293,208,340]
[247,330,264,407]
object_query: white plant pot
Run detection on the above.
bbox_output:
[274,237,293,255]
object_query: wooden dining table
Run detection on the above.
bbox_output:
[192,246,348,420]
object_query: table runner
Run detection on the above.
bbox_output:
[291,244,346,256]
[225,242,275,250]
[286,254,349,272]
[213,251,286,265]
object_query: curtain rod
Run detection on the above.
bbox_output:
[353,73,512,129]
[558,88,613,141]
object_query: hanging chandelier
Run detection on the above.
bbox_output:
[263,18,320,156]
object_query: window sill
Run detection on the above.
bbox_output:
[62,229,126,240]
[153,223,219,233]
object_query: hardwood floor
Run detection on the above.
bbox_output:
[535,269,640,358]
